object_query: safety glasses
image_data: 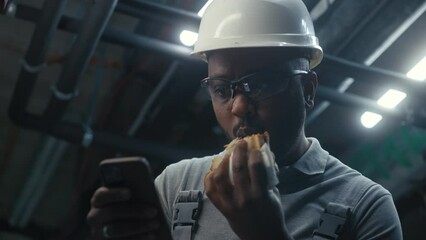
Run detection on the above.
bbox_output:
[200,69,310,103]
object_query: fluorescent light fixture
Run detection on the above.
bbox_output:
[179,30,198,47]
[406,56,426,81]
[377,89,407,109]
[198,0,213,17]
[360,112,383,128]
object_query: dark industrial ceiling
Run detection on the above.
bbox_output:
[0,0,425,239]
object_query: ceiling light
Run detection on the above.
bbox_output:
[179,30,198,47]
[377,89,407,109]
[360,112,383,128]
[406,56,426,81]
[179,0,212,46]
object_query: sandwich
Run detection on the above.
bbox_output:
[208,132,279,189]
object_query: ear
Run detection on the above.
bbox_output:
[302,71,318,109]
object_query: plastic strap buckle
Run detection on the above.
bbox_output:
[312,202,350,240]
[312,212,346,239]
[172,190,203,233]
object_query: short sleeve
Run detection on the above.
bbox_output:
[352,184,403,240]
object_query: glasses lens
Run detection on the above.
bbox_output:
[201,79,233,102]
[242,71,291,101]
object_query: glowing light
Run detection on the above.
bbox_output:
[179,0,212,46]
[407,56,426,81]
[360,112,383,128]
[377,89,407,109]
[179,30,198,46]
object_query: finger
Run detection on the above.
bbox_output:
[101,220,160,239]
[205,154,233,204]
[87,203,158,226]
[91,187,131,208]
[204,170,218,201]
[232,140,250,195]
[248,149,268,196]
[214,153,234,200]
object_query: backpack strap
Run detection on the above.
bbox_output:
[172,190,203,240]
[312,176,374,240]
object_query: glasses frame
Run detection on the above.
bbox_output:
[200,68,310,103]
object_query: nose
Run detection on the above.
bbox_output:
[230,93,255,118]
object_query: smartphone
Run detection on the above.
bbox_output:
[99,157,172,240]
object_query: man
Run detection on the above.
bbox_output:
[87,0,403,239]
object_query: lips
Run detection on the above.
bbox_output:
[235,127,261,138]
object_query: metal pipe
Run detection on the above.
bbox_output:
[11,112,211,162]
[322,55,426,98]
[116,0,200,31]
[11,3,203,64]
[42,0,118,125]
[316,86,404,120]
[9,137,68,227]
[1,0,8,11]
[7,2,426,164]
[15,3,422,90]
[8,0,68,127]
[127,61,180,136]
[103,26,199,63]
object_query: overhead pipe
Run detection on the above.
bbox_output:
[42,0,118,125]
[316,86,426,128]
[7,3,210,161]
[7,2,426,164]
[13,3,422,92]
[1,0,8,12]
[127,61,180,136]
[116,0,200,31]
[10,137,69,227]
[316,86,403,118]
[321,55,426,98]
[13,4,201,64]
[8,0,68,128]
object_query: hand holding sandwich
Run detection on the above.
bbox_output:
[204,134,293,240]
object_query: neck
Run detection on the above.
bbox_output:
[277,133,310,168]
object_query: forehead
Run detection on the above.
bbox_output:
[207,48,301,76]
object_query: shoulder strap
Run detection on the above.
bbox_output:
[172,190,203,240]
[312,175,374,240]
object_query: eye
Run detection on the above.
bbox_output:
[211,83,232,99]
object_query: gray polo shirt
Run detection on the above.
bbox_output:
[155,138,402,239]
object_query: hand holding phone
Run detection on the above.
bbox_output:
[87,157,172,240]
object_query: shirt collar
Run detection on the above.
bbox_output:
[282,137,328,175]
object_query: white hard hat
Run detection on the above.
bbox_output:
[192,0,323,68]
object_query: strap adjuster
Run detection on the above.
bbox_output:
[312,202,351,240]
[313,212,346,239]
[172,191,203,232]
